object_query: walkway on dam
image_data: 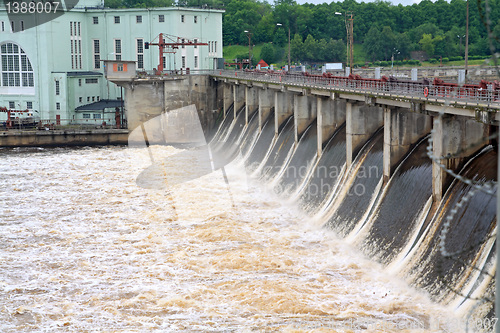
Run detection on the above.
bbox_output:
[211,70,500,113]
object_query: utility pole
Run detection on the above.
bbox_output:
[346,11,354,70]
[244,30,253,69]
[465,0,469,80]
[336,11,354,70]
[277,23,291,72]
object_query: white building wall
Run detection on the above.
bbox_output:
[0,7,223,122]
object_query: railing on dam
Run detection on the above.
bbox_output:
[210,70,500,109]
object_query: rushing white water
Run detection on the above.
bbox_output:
[0,145,462,332]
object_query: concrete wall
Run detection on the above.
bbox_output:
[122,76,222,142]
[432,115,490,201]
[317,98,346,155]
[294,93,317,143]
[0,129,129,147]
[345,102,383,167]
[383,107,432,182]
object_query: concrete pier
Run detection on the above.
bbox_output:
[258,87,273,131]
[383,107,432,182]
[294,93,317,144]
[432,115,490,201]
[233,84,246,118]
[245,86,258,125]
[275,91,294,136]
[317,97,346,155]
[345,102,383,168]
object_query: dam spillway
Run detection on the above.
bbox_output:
[99,68,498,330]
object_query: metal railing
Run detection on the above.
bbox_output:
[137,69,216,78]
[210,70,500,108]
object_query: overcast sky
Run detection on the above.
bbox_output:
[294,0,422,6]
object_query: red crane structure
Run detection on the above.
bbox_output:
[0,107,30,129]
[145,33,208,72]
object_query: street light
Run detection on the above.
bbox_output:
[244,30,252,69]
[457,34,466,55]
[335,11,354,71]
[391,49,400,69]
[276,23,291,73]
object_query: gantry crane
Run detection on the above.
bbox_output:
[145,33,208,72]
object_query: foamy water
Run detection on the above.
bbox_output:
[0,146,461,332]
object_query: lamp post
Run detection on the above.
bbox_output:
[391,49,400,69]
[465,0,469,79]
[335,11,354,70]
[244,30,253,69]
[457,34,465,55]
[276,23,291,72]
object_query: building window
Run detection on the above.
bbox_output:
[92,96,95,102]
[93,17,98,24]
[181,15,184,23]
[93,39,100,69]
[55,80,60,95]
[10,21,14,32]
[114,16,120,24]
[9,101,15,109]
[78,79,82,86]
[215,41,217,54]
[194,38,198,49]
[114,39,121,61]
[181,38,185,49]
[194,56,198,68]
[85,78,98,84]
[93,113,101,119]
[182,56,186,68]
[56,102,60,110]
[79,97,82,103]
[87,97,90,102]
[83,113,90,119]
[159,15,164,22]
[136,15,142,23]
[194,16,197,23]
[97,96,100,101]
[137,39,144,69]
[70,21,82,70]
[26,101,32,109]
[1,21,4,32]
[1,43,34,87]
[20,21,24,31]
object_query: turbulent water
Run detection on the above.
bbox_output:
[0,145,467,332]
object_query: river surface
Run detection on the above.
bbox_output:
[0,145,461,332]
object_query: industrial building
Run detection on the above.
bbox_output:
[0,0,223,126]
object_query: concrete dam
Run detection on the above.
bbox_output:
[110,68,498,327]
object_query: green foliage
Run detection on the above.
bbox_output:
[419,33,435,57]
[260,43,276,64]
[107,0,500,62]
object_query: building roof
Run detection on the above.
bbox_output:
[257,59,269,67]
[75,99,123,111]
[66,71,103,77]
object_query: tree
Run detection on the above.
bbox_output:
[273,28,287,47]
[290,34,305,61]
[303,34,318,62]
[363,26,383,62]
[419,33,435,57]
[260,43,276,64]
